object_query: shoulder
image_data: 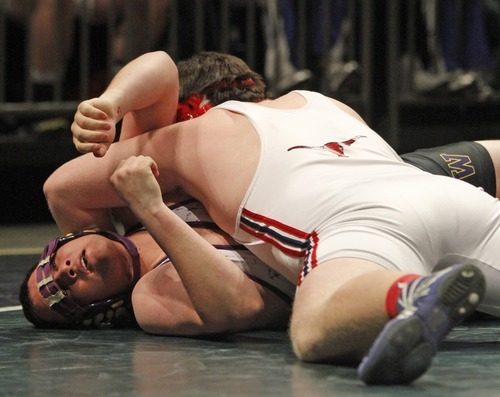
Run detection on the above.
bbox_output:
[292,90,368,125]
[131,266,202,335]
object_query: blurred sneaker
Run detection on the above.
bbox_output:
[447,70,477,95]
[276,68,313,95]
[326,60,360,94]
[413,70,451,95]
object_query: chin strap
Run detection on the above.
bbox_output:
[36,230,141,328]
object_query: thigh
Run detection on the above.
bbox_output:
[290,257,403,360]
[292,258,397,330]
[401,141,496,196]
[294,258,389,309]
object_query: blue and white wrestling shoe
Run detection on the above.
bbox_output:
[357,263,485,385]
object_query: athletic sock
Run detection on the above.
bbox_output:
[385,274,420,318]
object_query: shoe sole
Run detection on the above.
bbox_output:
[358,264,485,385]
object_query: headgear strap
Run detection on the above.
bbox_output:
[176,78,255,122]
[204,78,255,95]
[176,94,212,122]
[35,230,141,328]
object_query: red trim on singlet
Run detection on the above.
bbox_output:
[239,223,307,258]
[242,208,310,239]
[298,231,319,286]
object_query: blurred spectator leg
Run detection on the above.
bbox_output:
[29,0,76,101]
[262,0,311,96]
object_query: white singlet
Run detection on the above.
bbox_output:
[215,90,500,316]
[160,199,296,302]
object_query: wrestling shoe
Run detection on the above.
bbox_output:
[357,263,485,385]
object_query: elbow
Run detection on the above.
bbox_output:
[136,51,178,83]
[149,51,178,80]
[217,298,267,332]
[159,51,179,95]
[43,168,73,213]
[136,317,166,335]
[43,168,82,233]
[156,50,176,69]
[43,171,62,212]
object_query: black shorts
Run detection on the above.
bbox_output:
[401,141,496,197]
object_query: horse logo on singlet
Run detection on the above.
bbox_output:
[287,135,366,157]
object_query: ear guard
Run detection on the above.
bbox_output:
[176,94,213,122]
[176,78,255,122]
[35,230,141,329]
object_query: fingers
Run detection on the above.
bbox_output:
[92,143,111,158]
[115,155,159,175]
[110,156,162,211]
[71,118,110,145]
[72,98,117,155]
[149,158,160,178]
[79,98,110,121]
[112,156,159,184]
[72,135,110,157]
[72,112,111,140]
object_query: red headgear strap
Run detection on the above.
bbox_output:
[176,94,213,122]
[176,78,255,122]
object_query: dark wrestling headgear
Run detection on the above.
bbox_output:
[35,230,141,329]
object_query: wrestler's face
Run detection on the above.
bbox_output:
[28,234,134,322]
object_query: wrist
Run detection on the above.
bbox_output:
[131,198,169,225]
[99,91,125,123]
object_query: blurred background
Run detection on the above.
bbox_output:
[0,0,499,224]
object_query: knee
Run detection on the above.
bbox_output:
[289,311,367,364]
[289,317,332,362]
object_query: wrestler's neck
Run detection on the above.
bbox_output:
[127,224,234,276]
[128,231,165,275]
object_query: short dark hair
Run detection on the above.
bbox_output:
[177,52,269,105]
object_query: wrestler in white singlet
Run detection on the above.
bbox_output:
[215,90,500,316]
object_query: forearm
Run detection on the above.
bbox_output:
[109,155,271,331]
[102,51,179,137]
[46,126,180,234]
[44,150,130,234]
[72,51,179,157]
[138,203,267,329]
[48,201,116,235]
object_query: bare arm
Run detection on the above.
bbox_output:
[111,155,286,333]
[45,118,183,234]
[72,51,179,157]
[45,51,179,233]
[67,51,179,229]
[132,255,290,336]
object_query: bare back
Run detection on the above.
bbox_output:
[177,110,260,233]
[46,92,363,235]
[145,92,311,235]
